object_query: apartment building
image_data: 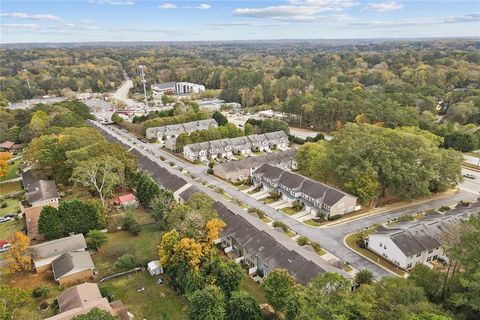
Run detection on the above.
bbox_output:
[145,119,217,140]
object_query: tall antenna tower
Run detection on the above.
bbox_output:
[139,65,148,110]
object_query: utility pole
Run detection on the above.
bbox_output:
[23,66,31,90]
[138,65,148,111]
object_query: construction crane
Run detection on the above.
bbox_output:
[138,65,148,111]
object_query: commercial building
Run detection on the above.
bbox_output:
[366,201,480,270]
[252,164,358,218]
[183,131,289,162]
[213,149,296,182]
[151,81,205,96]
[145,119,217,141]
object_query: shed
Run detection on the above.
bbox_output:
[114,194,138,208]
[147,260,163,276]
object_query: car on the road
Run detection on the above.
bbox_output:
[463,173,475,179]
[0,241,11,253]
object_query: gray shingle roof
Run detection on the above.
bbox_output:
[30,234,87,260]
[179,185,203,202]
[214,150,296,173]
[25,180,59,205]
[52,251,95,281]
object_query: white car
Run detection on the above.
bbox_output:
[0,216,12,223]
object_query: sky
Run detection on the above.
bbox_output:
[1,0,479,43]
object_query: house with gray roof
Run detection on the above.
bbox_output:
[366,201,480,270]
[213,149,296,182]
[252,164,358,218]
[30,234,87,273]
[183,131,289,162]
[52,251,96,285]
[213,202,351,284]
[22,169,60,207]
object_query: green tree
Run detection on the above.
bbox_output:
[188,285,225,320]
[211,259,244,298]
[136,173,161,207]
[38,206,63,240]
[262,269,296,313]
[354,269,374,285]
[226,291,262,320]
[443,131,477,152]
[409,264,443,302]
[115,254,136,271]
[72,308,117,320]
[0,285,30,320]
[86,230,108,252]
[71,155,125,208]
[122,211,141,235]
[212,111,228,126]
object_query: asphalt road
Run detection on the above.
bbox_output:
[96,123,479,278]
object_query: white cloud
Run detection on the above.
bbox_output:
[233,0,358,22]
[0,23,42,31]
[157,3,177,9]
[196,3,211,10]
[88,0,135,5]
[350,13,480,28]
[364,1,403,12]
[0,12,63,21]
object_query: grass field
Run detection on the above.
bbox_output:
[241,276,267,304]
[304,219,325,227]
[100,272,187,320]
[0,181,22,196]
[0,217,25,240]
[281,207,298,216]
[0,159,21,181]
[0,198,20,216]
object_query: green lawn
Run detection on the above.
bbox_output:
[0,218,24,240]
[92,224,163,278]
[345,231,407,277]
[286,230,297,238]
[281,207,298,216]
[0,198,20,216]
[0,181,22,196]
[262,197,278,205]
[304,219,325,227]
[100,272,187,320]
[261,216,272,223]
[0,159,21,181]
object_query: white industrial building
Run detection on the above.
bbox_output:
[151,81,205,96]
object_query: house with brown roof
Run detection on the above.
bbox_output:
[0,140,15,151]
[30,234,87,273]
[252,164,358,218]
[45,283,132,320]
[52,251,96,285]
[24,202,59,240]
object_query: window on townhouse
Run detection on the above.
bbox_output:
[428,250,433,254]
[416,253,421,257]
[407,263,412,268]
[427,257,432,262]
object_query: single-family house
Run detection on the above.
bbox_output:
[366,201,480,270]
[0,140,15,151]
[24,202,59,240]
[30,234,87,273]
[252,164,358,218]
[22,171,60,207]
[52,251,96,285]
[45,283,132,320]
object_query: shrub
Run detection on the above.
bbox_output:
[272,221,289,233]
[100,286,114,302]
[39,301,49,311]
[328,214,342,221]
[122,213,140,236]
[296,236,310,246]
[207,168,214,174]
[32,286,50,298]
[439,206,451,212]
[168,161,175,167]
[159,156,166,161]
[310,241,323,254]
[397,214,415,222]
[0,203,7,209]
[115,254,136,271]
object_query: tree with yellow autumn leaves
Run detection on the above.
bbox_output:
[4,232,32,274]
[0,152,12,178]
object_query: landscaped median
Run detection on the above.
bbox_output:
[344,229,408,277]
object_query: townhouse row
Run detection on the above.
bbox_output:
[252,164,358,218]
[183,130,289,162]
[145,119,217,141]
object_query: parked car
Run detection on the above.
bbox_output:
[463,173,475,179]
[0,216,12,223]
